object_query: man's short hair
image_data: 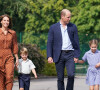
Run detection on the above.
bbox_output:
[61,9,71,16]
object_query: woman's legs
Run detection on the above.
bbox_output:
[0,71,5,90]
[0,57,5,90]
[5,56,14,90]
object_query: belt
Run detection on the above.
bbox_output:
[19,73,30,75]
[61,50,72,53]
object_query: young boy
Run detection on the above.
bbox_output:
[16,47,37,90]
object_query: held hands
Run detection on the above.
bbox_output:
[14,54,19,66]
[95,63,100,68]
[15,59,19,66]
[48,57,53,63]
[74,58,79,63]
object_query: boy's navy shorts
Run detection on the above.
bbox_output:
[18,73,30,90]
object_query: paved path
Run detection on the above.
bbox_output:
[13,76,89,90]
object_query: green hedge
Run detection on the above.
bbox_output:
[40,50,67,76]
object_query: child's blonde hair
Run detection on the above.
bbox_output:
[20,47,28,55]
[89,39,98,46]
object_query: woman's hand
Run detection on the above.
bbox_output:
[14,54,19,66]
[15,59,19,66]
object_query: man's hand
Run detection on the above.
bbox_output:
[74,58,78,63]
[48,57,53,63]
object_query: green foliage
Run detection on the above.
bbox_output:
[71,0,100,35]
[40,50,67,76]
[1,0,100,35]
[41,60,57,76]
[25,0,69,33]
[41,60,67,76]
[22,31,48,50]
[0,0,29,32]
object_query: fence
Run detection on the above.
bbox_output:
[16,31,100,75]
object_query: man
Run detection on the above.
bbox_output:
[47,9,80,90]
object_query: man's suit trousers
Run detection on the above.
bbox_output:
[55,51,75,90]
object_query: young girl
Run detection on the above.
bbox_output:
[77,39,100,90]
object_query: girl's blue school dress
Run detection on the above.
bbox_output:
[82,50,100,85]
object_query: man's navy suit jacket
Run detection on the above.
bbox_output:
[47,22,80,63]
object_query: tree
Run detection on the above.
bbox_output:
[0,0,79,33]
[22,0,80,46]
[24,0,72,33]
[0,0,29,32]
[71,0,100,35]
[22,31,48,50]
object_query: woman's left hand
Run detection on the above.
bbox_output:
[15,59,19,66]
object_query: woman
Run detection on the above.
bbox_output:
[0,14,18,90]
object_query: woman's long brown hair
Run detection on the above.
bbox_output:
[0,14,12,29]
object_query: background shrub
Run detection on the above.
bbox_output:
[40,50,67,76]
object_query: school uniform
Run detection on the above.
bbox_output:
[18,58,35,90]
[82,50,100,85]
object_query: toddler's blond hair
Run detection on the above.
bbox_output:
[20,47,28,55]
